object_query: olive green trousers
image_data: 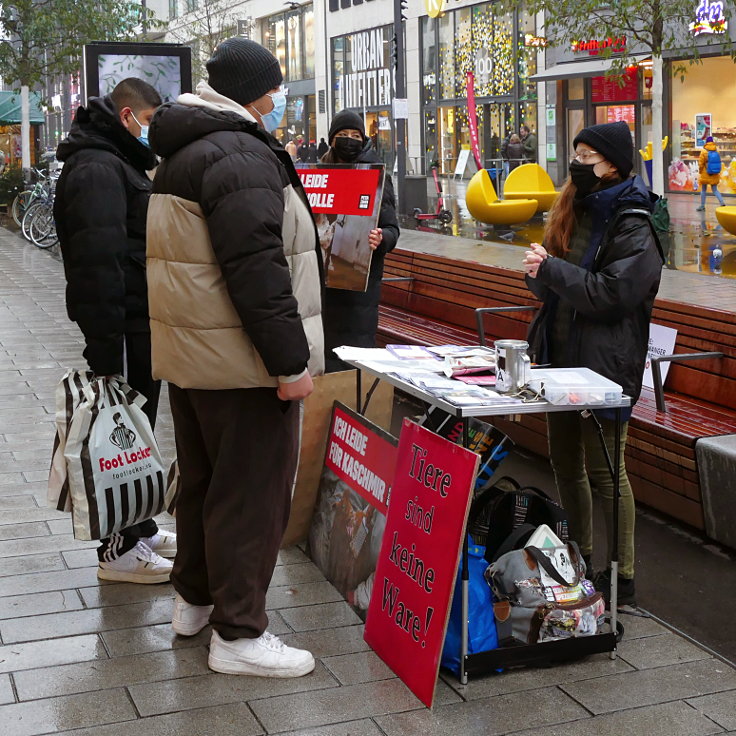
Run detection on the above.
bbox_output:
[547,412,635,579]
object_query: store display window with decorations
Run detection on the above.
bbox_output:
[669,55,736,195]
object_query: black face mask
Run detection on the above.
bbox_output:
[569,160,600,196]
[334,137,363,162]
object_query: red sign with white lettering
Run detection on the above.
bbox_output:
[298,166,383,215]
[364,419,479,708]
[324,403,395,516]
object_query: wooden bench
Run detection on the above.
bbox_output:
[379,248,736,536]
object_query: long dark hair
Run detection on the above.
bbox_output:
[544,171,623,257]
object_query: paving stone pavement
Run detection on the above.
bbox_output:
[0,228,734,735]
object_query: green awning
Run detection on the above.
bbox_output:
[0,91,45,125]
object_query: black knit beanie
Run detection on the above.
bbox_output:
[573,121,633,178]
[206,38,283,106]
[328,110,366,143]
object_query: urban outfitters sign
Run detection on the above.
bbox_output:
[341,28,393,110]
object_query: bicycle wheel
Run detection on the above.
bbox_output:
[11,190,32,226]
[21,201,44,241]
[29,204,58,249]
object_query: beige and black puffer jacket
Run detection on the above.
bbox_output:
[146,84,324,390]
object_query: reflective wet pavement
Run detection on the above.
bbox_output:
[406,178,736,281]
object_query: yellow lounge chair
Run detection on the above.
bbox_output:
[715,206,736,235]
[504,163,559,213]
[465,169,538,225]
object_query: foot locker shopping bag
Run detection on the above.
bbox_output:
[56,374,166,541]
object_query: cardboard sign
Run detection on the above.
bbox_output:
[642,323,678,390]
[300,164,385,293]
[364,419,479,708]
[308,403,398,616]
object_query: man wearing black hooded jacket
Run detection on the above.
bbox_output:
[54,78,176,584]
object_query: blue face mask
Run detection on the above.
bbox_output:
[130,111,150,148]
[255,88,286,133]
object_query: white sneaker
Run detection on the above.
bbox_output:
[172,593,213,636]
[143,530,177,558]
[97,541,172,584]
[208,630,315,678]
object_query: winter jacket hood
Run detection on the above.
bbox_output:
[146,81,324,390]
[149,82,261,159]
[57,96,156,173]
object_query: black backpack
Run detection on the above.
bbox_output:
[468,476,570,564]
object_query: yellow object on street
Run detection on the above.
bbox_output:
[465,169,538,225]
[503,163,559,213]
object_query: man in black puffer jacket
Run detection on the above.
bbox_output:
[54,78,176,583]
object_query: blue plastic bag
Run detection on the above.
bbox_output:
[441,539,498,675]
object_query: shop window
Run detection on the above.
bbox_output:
[567,77,585,101]
[670,55,736,192]
[287,12,303,81]
[168,0,178,20]
[421,16,437,104]
[267,16,287,79]
[454,7,472,98]
[304,9,315,78]
[567,108,585,160]
[518,11,538,100]
[438,12,454,100]
[641,64,653,100]
[591,70,637,102]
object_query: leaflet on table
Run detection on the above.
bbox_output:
[430,387,517,407]
[426,345,495,358]
[454,375,496,386]
[386,344,439,361]
[443,354,496,378]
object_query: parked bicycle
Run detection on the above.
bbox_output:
[18,167,60,249]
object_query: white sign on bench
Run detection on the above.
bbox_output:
[642,323,678,390]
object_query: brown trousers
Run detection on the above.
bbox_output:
[168,384,299,639]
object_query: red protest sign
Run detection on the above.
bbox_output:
[309,403,398,615]
[364,419,479,708]
[323,403,395,515]
[299,167,383,215]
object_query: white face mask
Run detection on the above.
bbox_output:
[130,111,150,148]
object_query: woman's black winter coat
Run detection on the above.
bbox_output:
[324,140,400,371]
[54,96,157,376]
[526,176,664,410]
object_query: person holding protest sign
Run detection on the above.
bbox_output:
[147,38,323,678]
[321,110,400,372]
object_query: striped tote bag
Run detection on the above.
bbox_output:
[60,375,166,541]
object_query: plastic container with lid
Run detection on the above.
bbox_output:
[527,367,623,406]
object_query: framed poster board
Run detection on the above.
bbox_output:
[84,41,193,103]
[695,112,712,148]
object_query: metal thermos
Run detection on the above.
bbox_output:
[494,339,531,393]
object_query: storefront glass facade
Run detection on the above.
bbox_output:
[421,2,538,176]
[560,63,651,177]
[263,3,316,147]
[668,55,736,195]
[331,25,395,167]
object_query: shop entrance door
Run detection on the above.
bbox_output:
[365,110,394,170]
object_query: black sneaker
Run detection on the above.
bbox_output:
[592,569,636,608]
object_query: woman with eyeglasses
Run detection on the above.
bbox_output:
[522,121,665,609]
[321,110,400,372]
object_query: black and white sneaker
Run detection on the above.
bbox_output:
[98,541,173,584]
